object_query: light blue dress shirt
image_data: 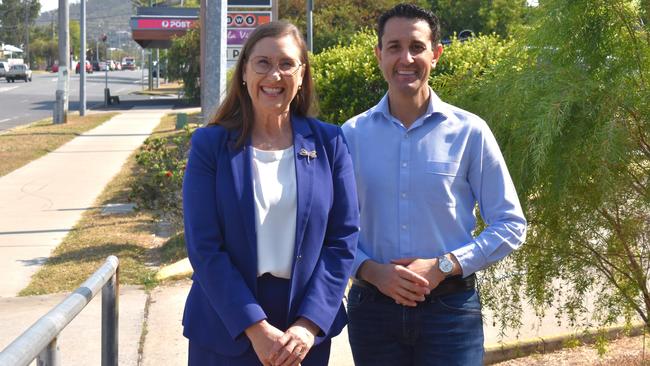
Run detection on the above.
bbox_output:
[342,89,527,278]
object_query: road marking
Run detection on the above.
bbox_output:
[0,118,14,124]
[0,86,19,93]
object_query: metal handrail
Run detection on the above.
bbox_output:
[0,256,120,366]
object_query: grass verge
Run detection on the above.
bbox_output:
[19,112,199,296]
[132,81,183,96]
[0,112,117,178]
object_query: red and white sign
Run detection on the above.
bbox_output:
[137,18,197,30]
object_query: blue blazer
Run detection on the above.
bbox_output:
[182,115,359,356]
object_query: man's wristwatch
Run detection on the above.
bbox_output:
[437,255,454,277]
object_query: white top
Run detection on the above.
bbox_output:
[251,145,297,279]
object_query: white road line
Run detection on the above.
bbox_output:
[0,118,14,124]
[0,86,19,93]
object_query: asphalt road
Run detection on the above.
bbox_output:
[0,69,162,132]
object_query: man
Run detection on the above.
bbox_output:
[341,3,527,365]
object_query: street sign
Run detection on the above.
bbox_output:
[228,0,272,8]
[227,11,271,28]
[227,47,242,61]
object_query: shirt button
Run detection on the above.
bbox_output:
[401,224,407,230]
[402,162,407,168]
[296,254,302,260]
[401,192,407,198]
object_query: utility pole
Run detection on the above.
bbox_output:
[24,1,30,66]
[148,0,153,91]
[200,0,227,122]
[80,0,86,115]
[155,48,160,88]
[53,0,69,124]
[306,0,313,52]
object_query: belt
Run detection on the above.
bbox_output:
[351,273,476,303]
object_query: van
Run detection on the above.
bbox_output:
[0,62,8,78]
[122,57,136,70]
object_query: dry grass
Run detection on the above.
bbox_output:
[496,332,650,366]
[19,112,199,296]
[133,81,183,96]
[0,113,117,178]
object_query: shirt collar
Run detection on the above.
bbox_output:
[371,87,457,129]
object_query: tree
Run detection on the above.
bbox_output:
[0,0,40,47]
[167,21,200,102]
[428,0,531,39]
[441,0,650,332]
[279,0,428,53]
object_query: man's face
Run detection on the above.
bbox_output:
[375,17,443,97]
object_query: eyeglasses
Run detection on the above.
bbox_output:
[249,56,303,76]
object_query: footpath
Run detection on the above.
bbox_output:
[0,107,633,365]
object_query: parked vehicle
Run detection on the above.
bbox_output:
[122,57,136,70]
[75,60,93,74]
[50,63,59,73]
[0,62,8,78]
[92,60,100,71]
[99,61,108,71]
[5,64,32,82]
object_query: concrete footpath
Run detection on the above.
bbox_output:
[0,106,174,297]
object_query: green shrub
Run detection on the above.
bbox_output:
[312,29,514,124]
[129,125,195,227]
[312,30,385,125]
[168,23,201,102]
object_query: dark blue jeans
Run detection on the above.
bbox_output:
[347,284,484,366]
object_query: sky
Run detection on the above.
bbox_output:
[39,0,79,14]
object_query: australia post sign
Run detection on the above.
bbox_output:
[136,18,197,30]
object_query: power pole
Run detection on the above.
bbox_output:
[53,0,69,124]
[80,0,86,115]
[200,0,227,122]
[306,0,313,52]
[24,1,30,66]
[148,0,153,91]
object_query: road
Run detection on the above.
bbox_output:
[0,69,160,132]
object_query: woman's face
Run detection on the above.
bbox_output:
[243,34,305,118]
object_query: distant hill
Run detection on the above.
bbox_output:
[36,0,137,50]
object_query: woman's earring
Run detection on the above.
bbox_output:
[298,85,302,90]
[242,81,246,86]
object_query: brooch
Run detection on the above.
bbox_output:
[298,148,317,163]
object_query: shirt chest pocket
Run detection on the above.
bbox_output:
[417,161,466,207]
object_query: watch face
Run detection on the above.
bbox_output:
[439,256,453,274]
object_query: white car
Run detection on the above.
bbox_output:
[5,64,32,82]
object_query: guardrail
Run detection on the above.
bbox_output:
[0,256,120,366]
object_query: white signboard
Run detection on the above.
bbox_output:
[227,47,243,62]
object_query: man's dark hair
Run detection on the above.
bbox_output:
[377,3,441,49]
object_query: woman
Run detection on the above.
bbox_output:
[182,21,359,366]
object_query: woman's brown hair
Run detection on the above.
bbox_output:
[207,21,316,148]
